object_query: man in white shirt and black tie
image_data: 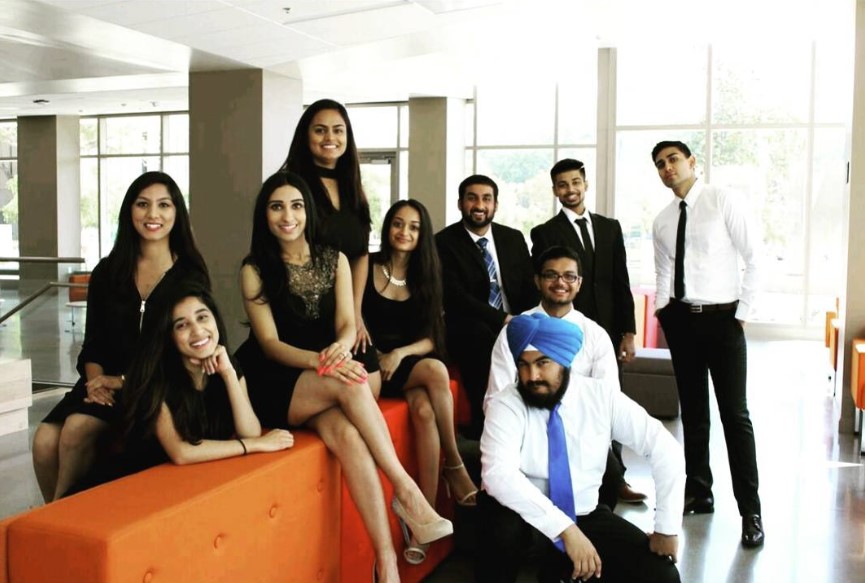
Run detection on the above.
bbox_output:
[651,140,764,548]
[477,313,684,583]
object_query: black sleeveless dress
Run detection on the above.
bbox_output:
[236,247,379,428]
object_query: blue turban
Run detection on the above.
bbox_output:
[506,313,583,367]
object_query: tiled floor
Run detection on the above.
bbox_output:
[2,294,864,582]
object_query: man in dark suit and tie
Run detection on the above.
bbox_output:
[530,158,645,504]
[436,174,538,438]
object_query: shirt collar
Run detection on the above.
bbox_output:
[676,177,704,208]
[464,223,493,245]
[561,206,591,225]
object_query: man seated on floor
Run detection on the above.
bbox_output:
[485,245,648,507]
[477,313,685,583]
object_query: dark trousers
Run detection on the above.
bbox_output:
[446,320,498,438]
[658,301,761,516]
[475,492,680,583]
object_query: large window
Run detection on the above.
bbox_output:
[465,61,599,241]
[0,121,17,274]
[80,113,189,268]
[615,40,852,327]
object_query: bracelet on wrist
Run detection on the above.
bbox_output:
[237,438,247,456]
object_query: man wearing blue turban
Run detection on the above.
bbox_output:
[477,313,685,583]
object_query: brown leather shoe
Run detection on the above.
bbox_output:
[618,483,648,504]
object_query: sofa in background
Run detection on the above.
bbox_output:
[622,347,680,419]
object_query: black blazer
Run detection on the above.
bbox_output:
[530,211,636,342]
[436,221,538,333]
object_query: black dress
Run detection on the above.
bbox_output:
[43,258,209,425]
[66,368,241,496]
[362,255,443,399]
[317,194,371,262]
[235,247,379,429]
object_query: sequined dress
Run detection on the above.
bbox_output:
[235,246,378,428]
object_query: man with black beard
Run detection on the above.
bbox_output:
[477,313,684,583]
[436,174,537,437]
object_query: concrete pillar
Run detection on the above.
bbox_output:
[408,97,465,232]
[189,69,302,347]
[840,0,865,433]
[17,115,81,287]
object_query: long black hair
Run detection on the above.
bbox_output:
[242,171,319,305]
[377,199,446,356]
[281,99,371,227]
[122,281,232,445]
[107,171,209,288]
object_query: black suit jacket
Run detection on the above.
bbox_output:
[436,221,538,334]
[530,211,636,343]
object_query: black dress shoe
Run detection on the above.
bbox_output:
[683,495,714,514]
[741,514,764,548]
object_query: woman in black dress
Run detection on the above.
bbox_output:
[32,171,209,502]
[282,99,374,354]
[364,200,478,564]
[235,172,451,583]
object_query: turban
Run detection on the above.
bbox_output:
[506,313,583,367]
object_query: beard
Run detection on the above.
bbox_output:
[516,367,570,410]
[462,209,494,229]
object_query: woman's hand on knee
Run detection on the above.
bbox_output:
[321,359,368,385]
[378,349,403,382]
[319,342,352,371]
[83,375,121,406]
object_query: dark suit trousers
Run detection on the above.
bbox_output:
[475,492,680,583]
[447,320,498,436]
[657,301,761,516]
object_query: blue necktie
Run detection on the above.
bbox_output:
[548,403,576,552]
[477,237,502,309]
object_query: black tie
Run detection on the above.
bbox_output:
[674,201,687,300]
[575,218,594,275]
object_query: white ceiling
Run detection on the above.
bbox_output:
[0,0,849,117]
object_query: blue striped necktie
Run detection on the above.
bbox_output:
[477,237,502,309]
[548,403,576,552]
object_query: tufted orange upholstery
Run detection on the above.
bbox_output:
[3,396,459,583]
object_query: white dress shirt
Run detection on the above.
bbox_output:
[484,304,618,413]
[561,206,594,249]
[464,225,512,313]
[652,180,761,321]
[481,375,685,544]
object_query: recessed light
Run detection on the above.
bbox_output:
[283,6,291,13]
[33,98,49,104]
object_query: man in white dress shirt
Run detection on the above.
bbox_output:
[651,140,764,548]
[485,245,647,507]
[478,313,684,583]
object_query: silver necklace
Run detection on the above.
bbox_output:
[381,264,407,287]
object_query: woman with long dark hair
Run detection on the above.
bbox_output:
[235,172,451,583]
[282,99,373,354]
[363,200,478,564]
[32,171,210,502]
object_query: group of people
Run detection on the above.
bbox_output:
[29,90,763,583]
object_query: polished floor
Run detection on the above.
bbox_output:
[2,294,864,582]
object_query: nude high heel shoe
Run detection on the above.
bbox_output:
[391,497,453,545]
[441,463,479,507]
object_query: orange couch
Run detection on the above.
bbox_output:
[1,397,456,583]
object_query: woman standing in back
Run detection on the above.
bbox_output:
[32,171,209,501]
[282,99,373,354]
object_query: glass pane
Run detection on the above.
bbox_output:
[80,158,99,269]
[558,74,597,144]
[398,151,408,202]
[476,83,555,146]
[615,130,705,288]
[617,46,707,126]
[99,157,161,254]
[163,114,189,154]
[0,121,17,158]
[0,160,18,268]
[475,149,555,239]
[806,128,847,326]
[556,148,597,213]
[712,42,811,124]
[399,105,409,149]
[162,155,190,208]
[103,116,161,154]
[711,129,808,325]
[815,38,854,124]
[360,159,393,250]
[464,101,475,147]
[348,106,398,149]
[80,118,97,156]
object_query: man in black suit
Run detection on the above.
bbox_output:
[531,158,645,504]
[436,174,538,438]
